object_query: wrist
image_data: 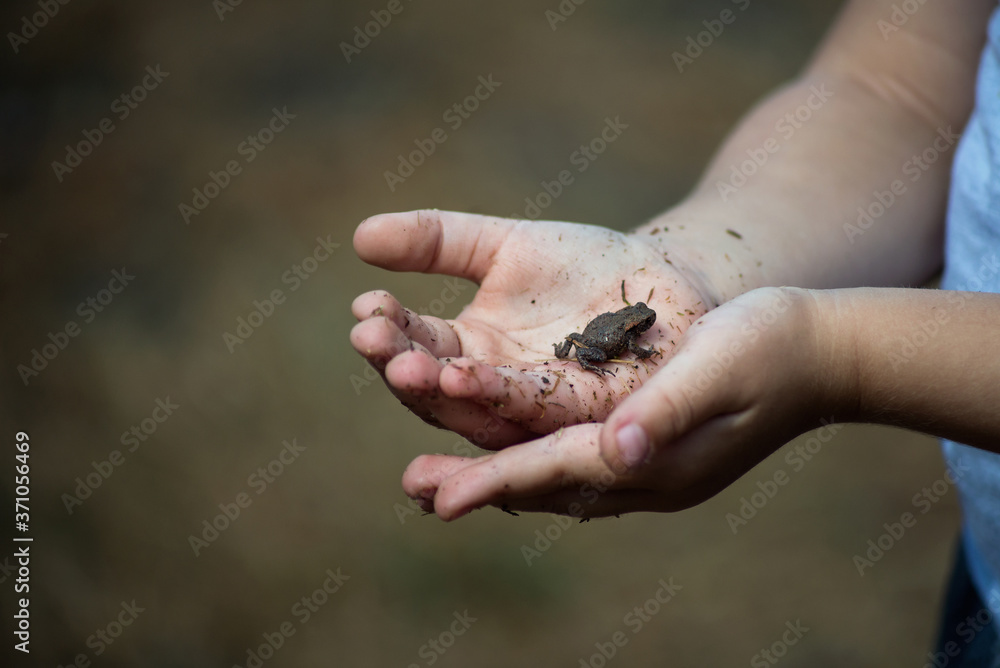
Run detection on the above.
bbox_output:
[806,288,864,423]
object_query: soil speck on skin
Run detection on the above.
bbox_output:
[541,377,550,384]
[650,227,660,235]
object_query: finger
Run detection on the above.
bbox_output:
[349,323,457,429]
[351,318,534,443]
[384,350,537,447]
[405,452,660,519]
[402,449,657,518]
[487,488,663,519]
[439,359,603,429]
[599,341,739,473]
[412,397,538,449]
[402,453,486,502]
[425,424,637,520]
[352,290,463,358]
[384,348,443,394]
[347,338,441,428]
[354,210,516,283]
[350,317,417,370]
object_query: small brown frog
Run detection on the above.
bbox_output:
[553,303,659,376]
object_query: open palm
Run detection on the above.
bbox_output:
[351,210,714,449]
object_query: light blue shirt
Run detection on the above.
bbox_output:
[940,4,1000,626]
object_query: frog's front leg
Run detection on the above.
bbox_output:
[553,335,581,359]
[576,346,615,376]
[627,338,660,360]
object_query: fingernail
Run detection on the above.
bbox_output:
[616,423,649,470]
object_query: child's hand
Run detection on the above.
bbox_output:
[351,210,716,448]
[401,287,846,519]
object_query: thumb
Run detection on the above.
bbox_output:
[599,343,737,472]
[354,209,516,284]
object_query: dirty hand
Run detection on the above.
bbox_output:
[351,209,714,449]
[402,287,847,519]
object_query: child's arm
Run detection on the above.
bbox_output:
[652,0,994,306]
[819,288,1000,451]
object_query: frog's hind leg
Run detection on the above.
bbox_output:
[578,349,615,376]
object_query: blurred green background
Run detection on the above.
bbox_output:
[1,0,961,665]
